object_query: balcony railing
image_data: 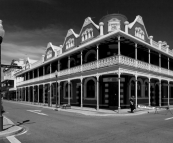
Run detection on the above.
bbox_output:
[16,55,173,86]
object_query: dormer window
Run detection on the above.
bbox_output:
[135,27,145,40]
[66,38,74,50]
[108,18,120,33]
[81,28,93,42]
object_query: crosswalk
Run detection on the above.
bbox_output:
[6,136,21,143]
[0,136,21,143]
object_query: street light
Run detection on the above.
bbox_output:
[55,70,58,108]
[0,20,5,131]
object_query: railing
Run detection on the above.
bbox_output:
[152,40,159,49]
[120,56,136,67]
[83,61,97,71]
[161,46,167,52]
[137,61,149,70]
[16,55,173,86]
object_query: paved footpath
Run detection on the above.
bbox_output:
[0,115,24,140]
[1,100,173,139]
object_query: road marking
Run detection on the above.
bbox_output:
[27,110,48,116]
[165,117,173,120]
[6,136,21,143]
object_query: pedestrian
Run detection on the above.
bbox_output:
[129,96,135,113]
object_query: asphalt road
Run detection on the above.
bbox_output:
[1,100,173,143]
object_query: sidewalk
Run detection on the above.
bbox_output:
[6,100,171,117]
[0,116,24,138]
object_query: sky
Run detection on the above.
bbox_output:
[0,0,173,79]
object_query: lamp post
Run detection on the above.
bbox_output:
[55,70,58,108]
[0,20,5,131]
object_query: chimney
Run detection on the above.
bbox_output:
[42,55,45,63]
[124,21,129,34]
[99,22,104,36]
[149,36,153,45]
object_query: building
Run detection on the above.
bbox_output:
[2,59,25,100]
[14,14,173,111]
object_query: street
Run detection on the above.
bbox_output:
[1,100,173,143]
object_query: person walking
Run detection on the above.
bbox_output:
[130,96,135,113]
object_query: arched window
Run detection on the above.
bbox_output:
[64,82,72,99]
[145,82,148,97]
[138,81,142,97]
[131,80,135,97]
[86,80,95,98]
[85,50,96,63]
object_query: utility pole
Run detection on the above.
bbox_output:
[0,20,5,131]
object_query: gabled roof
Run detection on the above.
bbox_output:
[79,17,99,36]
[128,15,149,38]
[62,29,79,48]
[46,42,61,51]
[26,57,37,64]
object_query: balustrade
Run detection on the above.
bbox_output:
[161,46,167,52]
[70,65,81,74]
[83,61,97,71]
[152,40,159,49]
[16,55,173,86]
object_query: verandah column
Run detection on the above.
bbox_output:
[58,82,60,107]
[81,51,83,72]
[25,87,26,102]
[28,86,30,102]
[97,45,99,68]
[96,75,100,110]
[38,85,39,104]
[118,70,121,113]
[16,88,17,101]
[135,75,138,109]
[159,79,161,107]
[50,82,52,107]
[33,85,34,104]
[148,78,151,106]
[168,81,170,106]
[43,84,45,105]
[80,77,83,108]
[135,43,138,67]
[68,80,70,105]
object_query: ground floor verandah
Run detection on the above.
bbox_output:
[16,69,173,111]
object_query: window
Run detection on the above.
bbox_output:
[81,28,93,42]
[86,80,95,98]
[145,83,148,97]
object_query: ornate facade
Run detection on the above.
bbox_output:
[13,14,173,111]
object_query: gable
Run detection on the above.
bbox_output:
[44,46,55,61]
[62,29,78,53]
[25,60,30,70]
[79,23,99,44]
[128,16,150,44]
[78,17,99,44]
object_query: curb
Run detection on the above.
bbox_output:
[0,117,24,138]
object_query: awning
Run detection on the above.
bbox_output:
[9,88,17,91]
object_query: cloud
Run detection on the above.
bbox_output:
[1,25,67,65]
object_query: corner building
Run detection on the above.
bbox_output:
[15,14,173,111]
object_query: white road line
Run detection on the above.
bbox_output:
[27,110,48,116]
[165,117,173,120]
[6,136,21,143]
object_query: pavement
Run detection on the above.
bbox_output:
[0,115,24,138]
[1,100,173,138]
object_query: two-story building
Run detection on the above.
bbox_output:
[14,14,173,111]
[2,59,25,100]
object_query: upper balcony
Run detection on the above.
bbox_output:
[16,55,173,86]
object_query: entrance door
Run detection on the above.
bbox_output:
[109,82,118,108]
